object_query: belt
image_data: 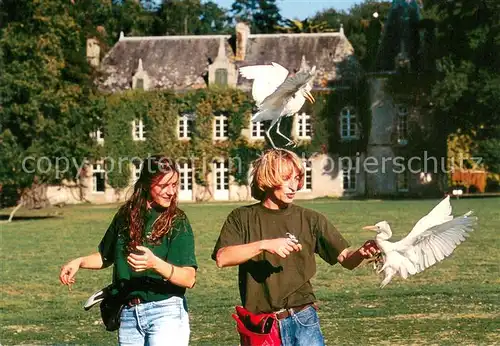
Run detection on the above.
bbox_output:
[274,303,317,320]
[127,297,143,307]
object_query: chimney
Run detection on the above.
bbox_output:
[86,38,100,67]
[235,22,250,61]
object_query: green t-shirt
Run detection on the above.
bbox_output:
[212,203,350,314]
[99,207,197,302]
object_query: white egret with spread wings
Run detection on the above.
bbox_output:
[239,62,316,148]
[363,196,477,287]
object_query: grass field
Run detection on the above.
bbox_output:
[1,198,499,345]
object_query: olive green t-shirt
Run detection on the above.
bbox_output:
[211,203,350,314]
[99,207,197,302]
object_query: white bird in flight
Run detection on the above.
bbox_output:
[363,196,477,288]
[239,62,316,149]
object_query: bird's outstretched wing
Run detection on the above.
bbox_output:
[395,196,453,249]
[258,68,316,113]
[239,62,289,105]
[399,212,477,273]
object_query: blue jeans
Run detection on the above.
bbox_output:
[278,305,325,346]
[118,296,190,346]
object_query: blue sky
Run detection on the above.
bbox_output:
[212,0,363,20]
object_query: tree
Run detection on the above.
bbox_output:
[110,0,158,37]
[275,18,334,33]
[198,1,232,34]
[231,0,283,33]
[155,0,230,35]
[313,1,392,70]
[0,0,98,219]
[424,0,500,131]
[384,0,500,183]
[474,127,500,183]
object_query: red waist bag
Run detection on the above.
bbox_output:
[232,306,281,346]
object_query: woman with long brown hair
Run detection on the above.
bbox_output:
[60,155,197,345]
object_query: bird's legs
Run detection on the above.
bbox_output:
[275,116,296,147]
[366,253,384,271]
[265,118,278,149]
[380,267,396,288]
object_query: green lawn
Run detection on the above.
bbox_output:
[1,198,499,345]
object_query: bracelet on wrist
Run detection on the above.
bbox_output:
[166,264,175,281]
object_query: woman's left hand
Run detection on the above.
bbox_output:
[127,246,158,272]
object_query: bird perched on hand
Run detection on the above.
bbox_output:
[363,196,477,288]
[239,62,316,149]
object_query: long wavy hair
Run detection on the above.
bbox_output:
[119,155,182,253]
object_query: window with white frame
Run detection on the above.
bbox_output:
[397,105,409,145]
[296,112,312,139]
[132,118,146,141]
[213,114,228,139]
[302,159,312,191]
[92,162,106,193]
[179,161,193,193]
[251,121,265,139]
[213,160,229,191]
[340,107,359,140]
[131,160,142,183]
[178,113,194,139]
[90,127,104,143]
[341,158,357,191]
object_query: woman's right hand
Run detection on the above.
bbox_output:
[59,258,82,286]
[261,238,302,258]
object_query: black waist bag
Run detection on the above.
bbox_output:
[84,284,125,332]
[100,287,125,331]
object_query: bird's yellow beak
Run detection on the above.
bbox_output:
[363,225,378,231]
[304,90,315,104]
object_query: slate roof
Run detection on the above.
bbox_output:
[96,31,361,92]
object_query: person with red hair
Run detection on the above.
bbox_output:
[212,148,379,346]
[60,155,197,345]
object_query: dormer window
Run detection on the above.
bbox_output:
[214,114,228,139]
[340,107,359,140]
[132,59,150,90]
[215,68,228,86]
[132,118,146,141]
[209,37,236,87]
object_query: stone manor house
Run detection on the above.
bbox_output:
[48,1,444,204]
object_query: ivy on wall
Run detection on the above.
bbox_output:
[308,80,371,158]
[102,91,151,189]
[98,84,372,194]
[101,88,254,191]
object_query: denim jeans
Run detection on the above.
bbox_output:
[278,305,325,346]
[118,296,190,346]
